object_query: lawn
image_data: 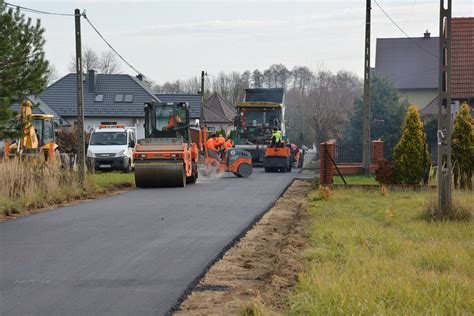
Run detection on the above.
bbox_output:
[287,188,474,315]
[333,175,378,185]
[91,171,135,191]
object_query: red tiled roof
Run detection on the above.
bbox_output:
[452,17,474,99]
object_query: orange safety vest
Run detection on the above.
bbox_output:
[206,137,218,152]
[224,139,233,149]
[167,115,182,129]
[216,136,226,147]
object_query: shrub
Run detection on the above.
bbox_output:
[375,158,396,184]
[393,105,431,184]
[56,127,91,154]
[452,102,473,190]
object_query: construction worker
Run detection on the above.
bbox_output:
[224,138,234,150]
[166,112,182,130]
[206,133,219,159]
[216,134,226,148]
[270,127,282,147]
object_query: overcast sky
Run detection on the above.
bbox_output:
[11,0,474,83]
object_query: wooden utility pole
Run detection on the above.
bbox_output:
[362,0,372,176]
[75,9,86,187]
[200,70,206,124]
[437,0,452,213]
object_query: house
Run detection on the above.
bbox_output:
[202,93,236,134]
[420,17,474,117]
[17,70,160,138]
[155,93,202,123]
[375,30,438,110]
[376,18,474,114]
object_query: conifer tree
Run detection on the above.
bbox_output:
[0,0,49,135]
[393,105,431,184]
[452,102,473,189]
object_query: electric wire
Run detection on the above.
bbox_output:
[373,0,438,58]
[4,1,75,16]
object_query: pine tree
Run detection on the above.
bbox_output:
[0,0,49,136]
[452,102,473,190]
[393,105,431,184]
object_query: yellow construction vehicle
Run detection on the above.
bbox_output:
[4,100,58,161]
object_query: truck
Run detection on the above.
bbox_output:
[87,124,136,172]
[234,88,286,166]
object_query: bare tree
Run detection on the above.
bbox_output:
[46,64,59,86]
[251,69,263,88]
[68,46,99,73]
[99,50,121,74]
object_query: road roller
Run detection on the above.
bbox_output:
[203,131,253,178]
[133,101,199,187]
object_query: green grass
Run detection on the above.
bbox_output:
[91,171,135,191]
[288,189,474,315]
[333,175,378,185]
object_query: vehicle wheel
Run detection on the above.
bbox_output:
[237,162,252,178]
[124,159,132,173]
[178,165,186,187]
[186,162,198,184]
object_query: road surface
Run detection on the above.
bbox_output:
[0,169,311,315]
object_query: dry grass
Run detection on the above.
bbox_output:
[0,160,134,218]
[0,158,88,216]
[288,189,474,315]
[421,195,473,222]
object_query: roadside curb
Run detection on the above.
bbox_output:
[167,177,300,315]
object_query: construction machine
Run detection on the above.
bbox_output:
[234,88,287,166]
[4,100,58,161]
[263,143,292,173]
[203,130,253,178]
[133,101,199,187]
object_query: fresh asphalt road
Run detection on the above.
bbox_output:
[0,169,310,315]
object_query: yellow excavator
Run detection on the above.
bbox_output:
[3,100,58,161]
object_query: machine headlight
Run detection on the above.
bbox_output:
[115,149,126,157]
[87,149,95,158]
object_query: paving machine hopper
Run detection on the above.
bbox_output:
[134,101,199,187]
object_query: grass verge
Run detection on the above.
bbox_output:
[288,188,474,315]
[333,175,378,185]
[0,159,134,219]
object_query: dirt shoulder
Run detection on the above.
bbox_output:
[174,180,312,315]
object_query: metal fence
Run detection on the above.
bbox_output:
[334,142,363,164]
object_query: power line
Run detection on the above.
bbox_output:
[4,1,75,16]
[373,0,438,58]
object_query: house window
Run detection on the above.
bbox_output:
[95,94,104,102]
[124,94,134,102]
[115,94,124,102]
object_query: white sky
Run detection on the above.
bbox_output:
[11,0,474,83]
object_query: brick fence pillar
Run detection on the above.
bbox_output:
[371,140,384,164]
[320,139,336,185]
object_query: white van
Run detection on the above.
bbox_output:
[87,125,136,172]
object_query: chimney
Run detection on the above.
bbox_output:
[87,69,96,93]
[136,74,143,81]
[424,30,431,39]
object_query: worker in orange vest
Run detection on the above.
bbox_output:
[206,133,219,159]
[224,138,233,150]
[167,113,182,130]
[216,134,226,147]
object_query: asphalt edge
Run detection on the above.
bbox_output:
[166,176,303,315]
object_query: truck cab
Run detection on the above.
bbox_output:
[87,124,136,172]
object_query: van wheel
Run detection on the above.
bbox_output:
[125,159,132,173]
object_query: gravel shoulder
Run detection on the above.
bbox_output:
[175,180,312,315]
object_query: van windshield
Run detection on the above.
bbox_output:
[90,132,127,145]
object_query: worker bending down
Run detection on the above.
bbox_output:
[206,133,219,159]
[224,138,233,150]
[270,127,282,147]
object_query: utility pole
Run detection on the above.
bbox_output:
[75,9,86,187]
[200,70,206,124]
[362,0,372,176]
[437,0,452,213]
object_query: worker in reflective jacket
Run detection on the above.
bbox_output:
[270,127,282,147]
[167,113,182,130]
[224,138,234,150]
[206,134,219,159]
